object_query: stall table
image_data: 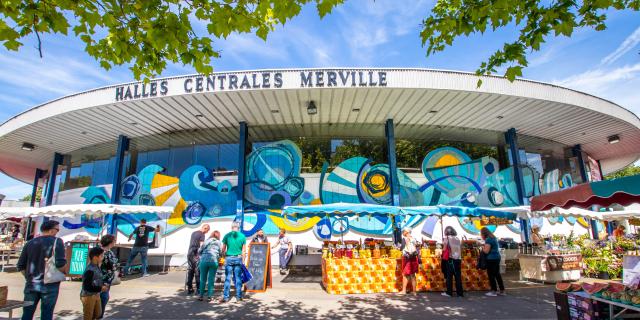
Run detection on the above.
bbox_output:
[322,255,490,294]
[519,253,582,283]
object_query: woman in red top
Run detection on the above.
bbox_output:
[401,228,419,295]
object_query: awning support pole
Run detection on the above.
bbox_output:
[236,122,248,232]
[573,144,599,240]
[505,128,530,244]
[385,119,401,245]
[108,135,130,235]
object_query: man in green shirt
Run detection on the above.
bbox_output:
[221,222,246,302]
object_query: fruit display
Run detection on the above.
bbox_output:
[322,255,491,294]
[573,281,640,307]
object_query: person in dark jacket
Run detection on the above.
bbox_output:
[98,235,118,318]
[186,224,210,294]
[17,220,67,320]
[81,247,107,320]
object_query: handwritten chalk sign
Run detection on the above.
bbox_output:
[246,243,271,292]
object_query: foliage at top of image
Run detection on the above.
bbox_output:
[421,0,640,86]
[0,0,344,80]
[1,0,638,82]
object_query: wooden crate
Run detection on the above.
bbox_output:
[0,286,8,307]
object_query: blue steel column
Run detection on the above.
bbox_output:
[108,135,130,235]
[44,153,63,206]
[573,144,600,239]
[43,153,63,223]
[26,168,44,239]
[385,119,401,244]
[505,128,530,244]
[30,168,44,207]
[236,122,248,230]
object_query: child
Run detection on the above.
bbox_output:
[81,247,107,320]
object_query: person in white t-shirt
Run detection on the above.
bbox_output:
[272,229,292,275]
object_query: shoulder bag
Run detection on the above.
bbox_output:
[476,249,488,270]
[44,238,66,284]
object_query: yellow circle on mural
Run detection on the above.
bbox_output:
[435,154,462,168]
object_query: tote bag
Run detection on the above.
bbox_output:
[240,264,253,284]
[44,238,66,284]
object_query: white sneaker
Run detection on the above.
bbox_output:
[485,292,498,297]
[441,293,451,297]
[142,273,151,277]
[498,291,506,296]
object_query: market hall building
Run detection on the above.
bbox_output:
[1,68,640,267]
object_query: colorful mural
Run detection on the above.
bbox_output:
[62,139,583,238]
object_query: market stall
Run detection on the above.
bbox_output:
[283,203,519,294]
[0,204,174,275]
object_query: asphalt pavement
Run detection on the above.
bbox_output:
[0,270,556,319]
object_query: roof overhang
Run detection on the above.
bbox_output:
[2,68,640,183]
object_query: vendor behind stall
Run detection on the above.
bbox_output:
[614,225,626,239]
[531,226,544,246]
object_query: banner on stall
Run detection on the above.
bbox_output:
[542,254,582,272]
[478,216,512,226]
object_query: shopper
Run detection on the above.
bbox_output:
[251,229,268,243]
[98,235,118,318]
[81,247,108,320]
[198,230,222,302]
[221,222,246,303]
[401,228,419,295]
[481,227,505,296]
[124,219,159,277]
[614,224,626,239]
[17,220,66,320]
[442,226,463,297]
[272,228,292,275]
[186,224,210,294]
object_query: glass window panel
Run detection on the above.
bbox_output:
[219,144,239,172]
[169,146,194,177]
[92,159,110,186]
[147,150,170,173]
[194,144,219,169]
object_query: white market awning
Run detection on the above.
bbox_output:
[519,206,640,221]
[0,204,174,219]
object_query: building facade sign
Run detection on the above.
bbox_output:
[114,70,388,102]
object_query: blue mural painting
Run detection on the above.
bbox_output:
[62,139,581,238]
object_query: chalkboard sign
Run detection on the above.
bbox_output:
[246,243,271,292]
[69,242,90,275]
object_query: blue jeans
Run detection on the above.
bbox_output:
[199,260,218,298]
[22,284,60,320]
[99,289,110,318]
[125,246,149,275]
[279,248,291,269]
[223,256,243,300]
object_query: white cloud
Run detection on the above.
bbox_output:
[601,26,640,65]
[555,63,640,93]
[218,34,290,67]
[0,51,125,96]
[0,183,31,200]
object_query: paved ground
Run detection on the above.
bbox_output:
[1,270,556,319]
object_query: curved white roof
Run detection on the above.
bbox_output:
[1,68,639,183]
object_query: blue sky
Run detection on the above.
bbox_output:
[1,0,640,200]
